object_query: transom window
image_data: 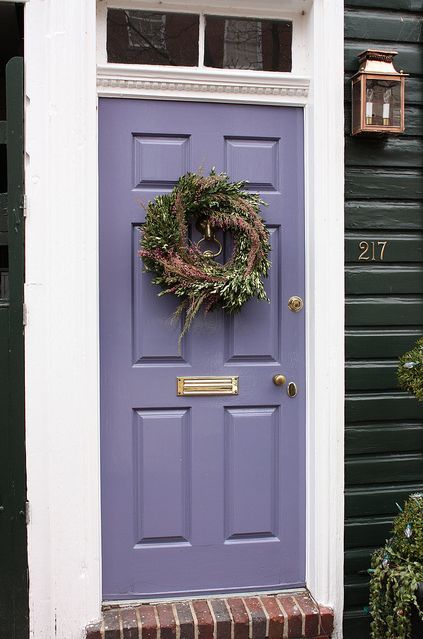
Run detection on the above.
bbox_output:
[107,9,292,72]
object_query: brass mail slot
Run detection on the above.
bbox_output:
[177,376,239,396]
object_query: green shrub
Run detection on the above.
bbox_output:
[369,494,423,639]
[397,337,423,402]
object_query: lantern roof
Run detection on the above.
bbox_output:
[352,49,407,78]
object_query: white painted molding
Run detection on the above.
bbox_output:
[97,65,310,103]
[304,2,345,638]
[25,1,101,638]
[107,0,313,11]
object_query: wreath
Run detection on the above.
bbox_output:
[139,171,271,341]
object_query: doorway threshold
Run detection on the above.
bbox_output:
[86,591,334,638]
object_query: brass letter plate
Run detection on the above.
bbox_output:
[177,376,239,396]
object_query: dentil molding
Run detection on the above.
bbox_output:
[96,65,310,102]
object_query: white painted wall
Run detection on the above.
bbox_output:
[24,1,344,637]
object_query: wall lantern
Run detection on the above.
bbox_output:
[351,49,407,135]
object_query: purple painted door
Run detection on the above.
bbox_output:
[99,99,305,600]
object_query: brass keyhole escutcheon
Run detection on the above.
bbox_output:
[287,382,298,398]
[288,296,304,312]
[273,374,286,387]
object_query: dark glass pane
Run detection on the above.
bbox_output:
[107,9,199,66]
[365,78,401,128]
[204,16,292,72]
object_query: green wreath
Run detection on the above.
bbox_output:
[139,171,271,341]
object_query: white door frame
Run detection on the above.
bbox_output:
[24,1,344,637]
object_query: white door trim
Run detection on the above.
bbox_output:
[24,1,344,637]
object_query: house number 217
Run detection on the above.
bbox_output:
[358,240,388,261]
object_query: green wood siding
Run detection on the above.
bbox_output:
[344,2,423,637]
[0,57,28,639]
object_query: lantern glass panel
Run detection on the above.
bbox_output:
[365,78,401,128]
[352,78,362,132]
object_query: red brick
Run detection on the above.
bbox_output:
[139,604,158,639]
[294,593,319,637]
[227,598,249,639]
[86,621,104,639]
[103,610,122,639]
[120,607,140,639]
[86,595,333,639]
[277,595,302,638]
[210,598,232,639]
[192,599,214,639]
[318,606,334,637]
[175,602,194,639]
[157,603,176,639]
[259,596,285,639]
[243,597,266,639]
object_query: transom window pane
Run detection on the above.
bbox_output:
[204,16,292,72]
[106,10,292,72]
[107,9,199,66]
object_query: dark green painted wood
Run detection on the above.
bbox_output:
[402,77,423,105]
[346,136,423,168]
[0,193,8,235]
[0,122,7,144]
[346,453,423,484]
[345,168,423,199]
[345,9,423,43]
[345,75,423,105]
[346,483,423,516]
[346,329,422,358]
[0,305,12,637]
[0,58,28,639]
[345,40,422,74]
[345,516,394,547]
[403,107,423,135]
[344,15,423,635]
[343,610,371,639]
[346,392,423,421]
[344,577,370,608]
[345,233,423,262]
[346,296,423,325]
[345,201,423,230]
[345,105,423,136]
[345,548,376,575]
[345,422,423,454]
[346,360,399,390]
[346,266,423,294]
[347,0,423,10]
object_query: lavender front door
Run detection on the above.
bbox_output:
[99,99,305,600]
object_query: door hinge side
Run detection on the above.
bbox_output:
[22,194,28,218]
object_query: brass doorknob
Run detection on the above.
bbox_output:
[273,374,286,386]
[288,296,304,312]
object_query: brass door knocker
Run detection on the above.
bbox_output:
[196,220,222,258]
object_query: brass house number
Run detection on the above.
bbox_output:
[358,240,388,261]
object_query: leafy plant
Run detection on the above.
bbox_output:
[369,494,423,639]
[397,337,423,402]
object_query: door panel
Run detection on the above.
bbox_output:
[99,99,305,599]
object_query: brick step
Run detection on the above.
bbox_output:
[86,592,334,639]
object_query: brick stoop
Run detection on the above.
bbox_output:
[86,592,334,639]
